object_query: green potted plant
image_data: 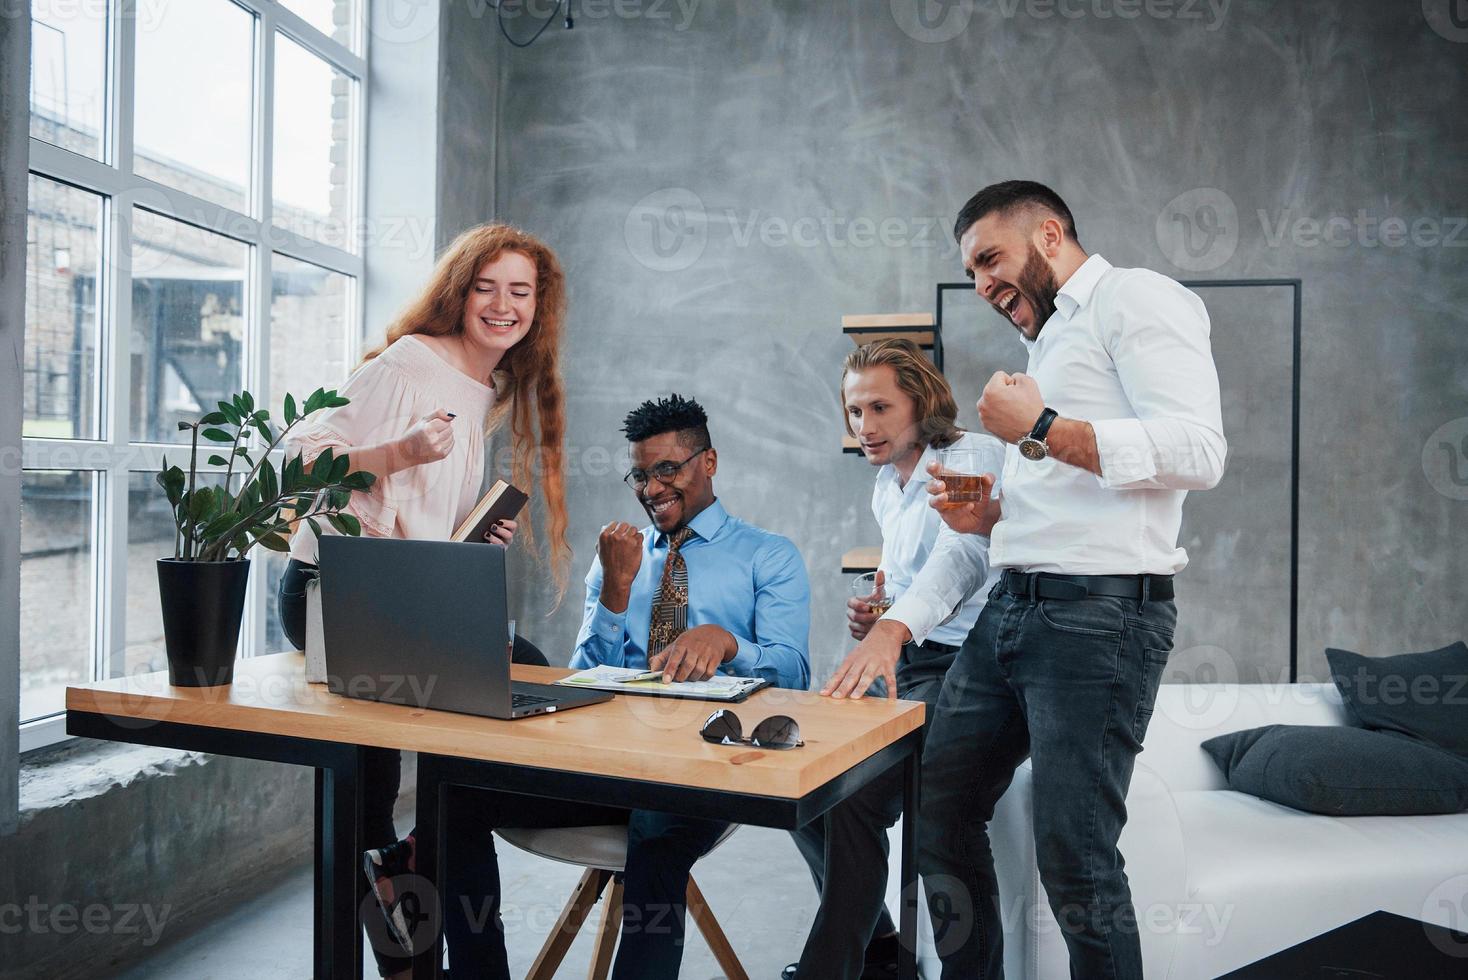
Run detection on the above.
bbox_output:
[155,388,375,687]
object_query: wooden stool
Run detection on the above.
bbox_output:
[496,824,748,980]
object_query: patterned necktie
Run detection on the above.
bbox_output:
[648,526,694,658]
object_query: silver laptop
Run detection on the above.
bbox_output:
[318,536,610,719]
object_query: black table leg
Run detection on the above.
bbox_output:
[898,737,922,980]
[315,748,366,980]
[411,754,445,980]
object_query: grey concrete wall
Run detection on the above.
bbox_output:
[0,745,314,980]
[435,0,501,249]
[491,0,1468,685]
[1,0,30,836]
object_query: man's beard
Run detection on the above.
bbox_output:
[1014,244,1060,338]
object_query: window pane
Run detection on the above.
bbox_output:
[270,254,352,418]
[25,175,103,440]
[29,0,108,160]
[273,34,354,247]
[134,0,253,212]
[21,470,97,724]
[280,0,357,49]
[122,471,231,677]
[129,209,249,443]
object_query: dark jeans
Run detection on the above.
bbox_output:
[443,794,729,980]
[919,582,1176,980]
[275,559,553,977]
[790,640,956,980]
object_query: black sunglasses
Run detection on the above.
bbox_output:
[624,446,709,490]
[700,709,804,750]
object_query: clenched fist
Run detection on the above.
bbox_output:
[396,410,456,466]
[977,371,1045,444]
[597,521,644,613]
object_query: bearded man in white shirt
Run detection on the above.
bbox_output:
[827,181,1227,978]
[783,339,1004,980]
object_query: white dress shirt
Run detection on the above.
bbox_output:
[873,432,1005,648]
[887,254,1226,645]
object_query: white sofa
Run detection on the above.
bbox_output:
[886,682,1468,978]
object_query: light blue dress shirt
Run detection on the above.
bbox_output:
[571,499,811,690]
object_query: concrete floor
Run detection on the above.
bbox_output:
[111,826,818,980]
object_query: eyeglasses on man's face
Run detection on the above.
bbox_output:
[623,446,709,491]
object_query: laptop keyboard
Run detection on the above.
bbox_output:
[512,692,555,709]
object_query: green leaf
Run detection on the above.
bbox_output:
[327,396,349,408]
[254,531,290,553]
[207,454,228,466]
[307,517,322,539]
[253,417,272,444]
[329,452,349,485]
[217,401,241,426]
[303,388,326,415]
[200,411,228,425]
[201,427,234,443]
[329,512,362,537]
[283,454,303,493]
[260,459,279,503]
[341,471,375,491]
[177,421,194,431]
[187,489,214,522]
[157,462,187,507]
[284,393,298,425]
[201,513,239,540]
[234,445,251,456]
[240,390,255,413]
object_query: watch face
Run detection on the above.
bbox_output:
[1019,437,1048,461]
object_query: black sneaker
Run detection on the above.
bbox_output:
[782,931,901,980]
[362,836,416,950]
[861,931,901,978]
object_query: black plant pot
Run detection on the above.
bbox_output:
[156,558,251,687]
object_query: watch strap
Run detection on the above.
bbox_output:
[1029,407,1059,442]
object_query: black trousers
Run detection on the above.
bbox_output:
[919,583,1176,979]
[277,558,552,977]
[789,640,957,980]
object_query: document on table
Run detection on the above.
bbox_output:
[554,665,769,702]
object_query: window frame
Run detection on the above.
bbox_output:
[20,0,370,751]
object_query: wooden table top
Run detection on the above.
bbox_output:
[66,653,925,799]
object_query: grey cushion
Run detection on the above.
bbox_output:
[1326,641,1468,757]
[1201,724,1468,816]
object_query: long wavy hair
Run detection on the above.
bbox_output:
[361,224,572,601]
[840,339,963,451]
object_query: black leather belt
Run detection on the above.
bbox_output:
[999,569,1174,602]
[917,639,960,654]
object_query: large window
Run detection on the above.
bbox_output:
[21,0,367,749]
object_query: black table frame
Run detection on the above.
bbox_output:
[409,726,926,980]
[66,708,924,980]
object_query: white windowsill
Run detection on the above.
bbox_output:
[19,714,70,755]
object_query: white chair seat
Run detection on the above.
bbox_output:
[497,823,741,872]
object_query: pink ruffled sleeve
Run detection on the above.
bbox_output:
[287,358,417,538]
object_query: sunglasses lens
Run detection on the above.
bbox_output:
[750,715,802,750]
[700,709,743,745]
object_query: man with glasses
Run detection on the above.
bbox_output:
[440,393,810,980]
[573,392,810,690]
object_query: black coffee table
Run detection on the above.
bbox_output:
[1219,910,1468,978]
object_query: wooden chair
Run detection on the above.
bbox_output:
[496,824,749,980]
